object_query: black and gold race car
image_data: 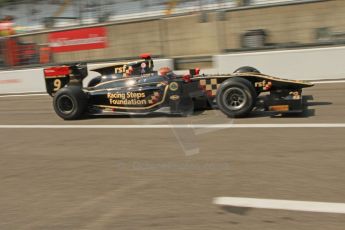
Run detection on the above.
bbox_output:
[43,54,313,120]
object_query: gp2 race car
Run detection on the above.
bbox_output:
[43,54,313,120]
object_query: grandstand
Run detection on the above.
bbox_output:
[0,0,303,31]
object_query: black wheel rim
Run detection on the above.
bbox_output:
[223,87,247,110]
[57,95,74,114]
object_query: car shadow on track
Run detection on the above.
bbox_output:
[246,95,332,119]
[86,110,206,120]
[221,206,252,216]
[83,95,332,120]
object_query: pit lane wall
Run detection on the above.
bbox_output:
[214,46,345,80]
[0,46,345,94]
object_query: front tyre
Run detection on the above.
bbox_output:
[234,66,260,74]
[53,86,88,120]
[216,78,256,118]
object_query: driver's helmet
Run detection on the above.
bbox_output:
[159,67,172,76]
[127,66,134,75]
[123,66,134,77]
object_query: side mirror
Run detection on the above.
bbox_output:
[140,53,151,59]
[189,68,200,76]
[182,74,191,83]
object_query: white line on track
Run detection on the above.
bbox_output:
[213,197,345,214]
[1,123,345,129]
[0,93,47,98]
[311,80,345,84]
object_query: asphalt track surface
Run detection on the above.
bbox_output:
[0,83,344,229]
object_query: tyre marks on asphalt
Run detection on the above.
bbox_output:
[27,181,150,229]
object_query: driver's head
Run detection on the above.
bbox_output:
[124,66,133,77]
[159,67,172,76]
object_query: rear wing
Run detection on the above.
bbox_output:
[44,63,87,96]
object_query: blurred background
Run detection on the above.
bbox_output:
[0,0,344,69]
[1,3,345,229]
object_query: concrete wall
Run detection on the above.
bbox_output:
[224,0,345,49]
[12,0,345,62]
[215,46,345,80]
[161,13,220,57]
[53,20,163,63]
[0,68,46,94]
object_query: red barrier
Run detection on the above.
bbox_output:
[48,27,107,53]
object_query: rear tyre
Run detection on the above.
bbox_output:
[53,86,88,120]
[216,78,256,118]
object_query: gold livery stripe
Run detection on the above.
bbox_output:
[194,73,313,86]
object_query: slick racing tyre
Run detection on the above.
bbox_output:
[233,67,261,97]
[53,86,88,120]
[234,66,260,74]
[216,78,256,118]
